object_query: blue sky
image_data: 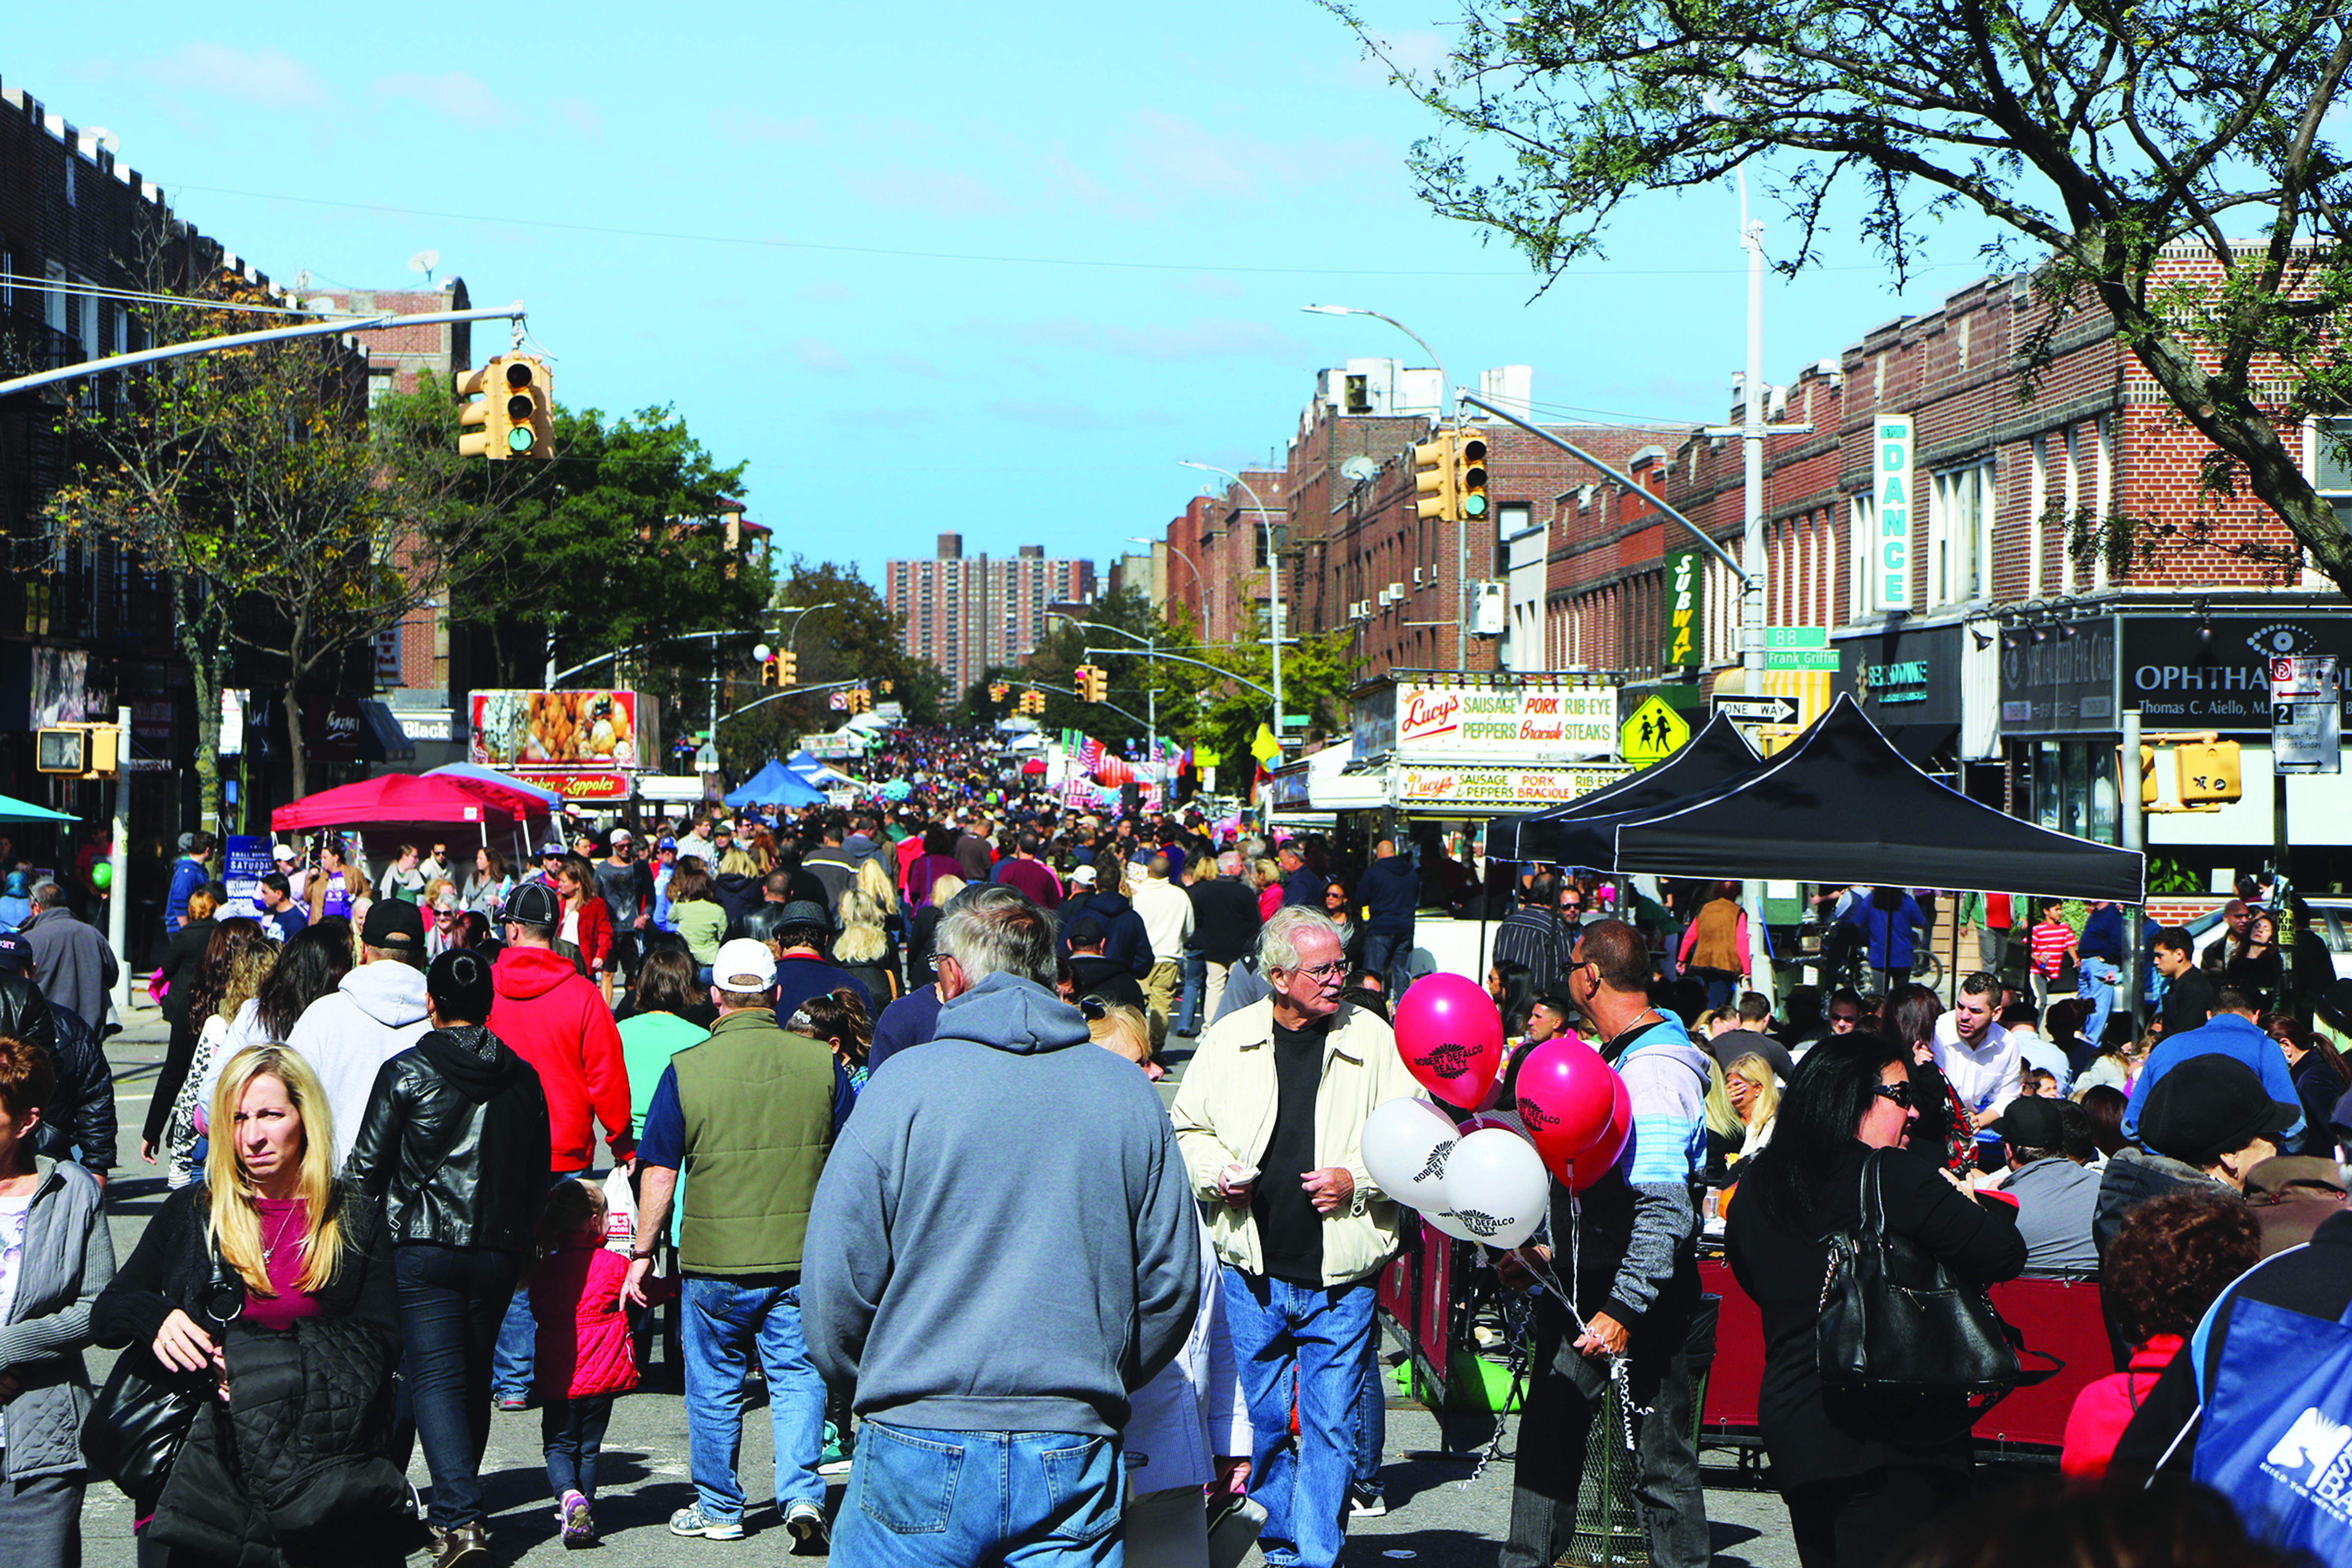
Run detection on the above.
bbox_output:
[10,5,2004,581]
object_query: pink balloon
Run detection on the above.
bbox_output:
[1392,973,1506,1109]
[1567,1076,1634,1193]
[1513,1038,1622,1180]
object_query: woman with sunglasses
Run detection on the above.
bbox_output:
[1725,1035,2025,1568]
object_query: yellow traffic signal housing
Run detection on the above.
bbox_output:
[1457,432,1489,521]
[760,656,780,688]
[455,359,510,459]
[2177,739,2243,804]
[777,651,798,686]
[1412,432,1457,522]
[502,355,555,459]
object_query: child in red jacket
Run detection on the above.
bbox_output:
[531,1180,639,1547]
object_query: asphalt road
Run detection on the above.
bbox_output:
[79,1004,1800,1567]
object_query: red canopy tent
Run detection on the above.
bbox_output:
[271,774,534,830]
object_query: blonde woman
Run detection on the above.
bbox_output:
[1723,1052,1781,1164]
[92,1044,401,1557]
[834,861,903,1005]
[164,920,280,1188]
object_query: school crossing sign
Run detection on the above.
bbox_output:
[1620,695,1690,764]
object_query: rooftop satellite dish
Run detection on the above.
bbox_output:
[1340,455,1379,484]
[407,248,441,284]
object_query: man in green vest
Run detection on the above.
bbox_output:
[625,937,854,1551]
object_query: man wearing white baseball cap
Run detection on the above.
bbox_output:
[627,937,852,1549]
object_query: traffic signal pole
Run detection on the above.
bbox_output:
[0,303,527,399]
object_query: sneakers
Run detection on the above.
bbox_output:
[818,1421,855,1476]
[1348,1486,1388,1519]
[669,1504,746,1541]
[494,1393,534,1412]
[559,1491,596,1549]
[430,1522,489,1568]
[784,1500,829,1554]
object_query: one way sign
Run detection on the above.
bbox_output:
[1711,694,1800,725]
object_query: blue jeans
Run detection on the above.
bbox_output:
[490,1169,590,1405]
[833,1422,1122,1568]
[2078,957,2120,1050]
[682,1274,827,1523]
[544,1394,614,1502]
[395,1243,522,1530]
[1362,931,1411,1004]
[1223,1268,1375,1568]
[1352,1323,1386,1495]
[1176,948,1206,1036]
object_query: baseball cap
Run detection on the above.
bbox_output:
[0,930,31,975]
[2138,1055,2300,1166]
[1068,863,1098,886]
[539,839,566,858]
[778,899,832,930]
[1066,915,1108,946]
[2243,1155,2349,1200]
[503,881,564,928]
[713,937,777,991]
[712,820,735,835]
[658,835,678,851]
[271,843,300,864]
[362,898,426,956]
[610,828,633,845]
[1989,1098,2066,1151]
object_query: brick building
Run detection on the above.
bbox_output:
[887,534,1095,696]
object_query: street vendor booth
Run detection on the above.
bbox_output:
[1340,671,1630,977]
[270,771,555,889]
[1377,694,2144,1461]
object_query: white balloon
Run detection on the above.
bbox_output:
[1360,1097,1460,1214]
[1424,1207,1484,1243]
[1440,1127,1552,1250]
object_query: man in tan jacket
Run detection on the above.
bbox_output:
[1171,906,1423,1568]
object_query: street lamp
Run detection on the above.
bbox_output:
[1127,535,1205,628]
[1178,461,1284,756]
[1301,303,1469,673]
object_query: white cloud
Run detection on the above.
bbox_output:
[793,337,854,375]
[88,43,329,109]
[370,71,507,129]
[553,96,601,139]
[990,399,1107,430]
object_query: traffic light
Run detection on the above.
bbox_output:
[454,359,509,459]
[989,682,1010,704]
[1077,664,1108,703]
[1456,431,1489,521]
[1412,431,1456,521]
[777,650,798,686]
[501,355,555,459]
[760,654,781,688]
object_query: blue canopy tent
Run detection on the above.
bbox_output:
[0,793,77,823]
[725,760,827,809]
[786,749,856,787]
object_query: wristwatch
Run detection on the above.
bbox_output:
[630,1248,657,1262]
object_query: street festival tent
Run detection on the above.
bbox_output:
[270,772,552,871]
[1555,693,2144,901]
[724,760,826,810]
[785,750,856,787]
[1488,711,1760,862]
[426,761,564,809]
[0,792,78,823]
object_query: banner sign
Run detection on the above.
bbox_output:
[1394,763,1631,810]
[1662,549,1703,667]
[1381,680,1618,761]
[220,835,272,922]
[2122,615,2352,735]
[469,690,653,770]
[1874,414,1914,611]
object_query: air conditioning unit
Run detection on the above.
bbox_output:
[1471,580,1507,637]
[1412,567,1423,584]
[1387,581,1404,602]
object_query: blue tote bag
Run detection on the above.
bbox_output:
[2190,1294,2352,1559]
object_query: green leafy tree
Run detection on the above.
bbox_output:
[712,558,927,778]
[1330,0,2352,588]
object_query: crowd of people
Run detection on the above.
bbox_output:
[0,739,2343,1568]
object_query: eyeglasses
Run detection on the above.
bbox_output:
[1829,1011,1861,1025]
[1871,1081,1915,1108]
[1283,959,1347,981]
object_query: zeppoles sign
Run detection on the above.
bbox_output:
[1392,681,1618,760]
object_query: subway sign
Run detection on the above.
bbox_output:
[1875,415,1914,612]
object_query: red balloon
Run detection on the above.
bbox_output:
[1391,972,1506,1109]
[1568,1076,1634,1193]
[1513,1037,1621,1179]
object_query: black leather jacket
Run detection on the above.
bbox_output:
[0,973,115,1173]
[343,1025,551,1252]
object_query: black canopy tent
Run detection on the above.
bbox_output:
[1488,711,1761,862]
[1598,694,2144,902]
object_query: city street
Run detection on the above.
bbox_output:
[80,1001,1798,1568]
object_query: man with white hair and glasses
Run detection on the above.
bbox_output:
[1171,906,1422,1568]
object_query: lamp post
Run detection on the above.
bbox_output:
[1178,462,1284,757]
[1127,536,1205,631]
[1301,303,1468,673]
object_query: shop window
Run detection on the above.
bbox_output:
[1929,459,1994,606]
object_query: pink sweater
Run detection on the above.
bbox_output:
[529,1238,638,1401]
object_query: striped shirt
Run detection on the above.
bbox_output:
[2028,919,2075,979]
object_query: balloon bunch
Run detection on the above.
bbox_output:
[1361,974,1629,1252]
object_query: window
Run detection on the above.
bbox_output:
[2060,427,2082,594]
[1848,491,1875,618]
[2028,436,2048,598]
[1929,460,1995,605]
[2093,416,2114,588]
[43,261,65,335]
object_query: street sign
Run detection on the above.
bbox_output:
[1763,648,1840,670]
[1711,694,1801,726]
[1763,626,1828,650]
[2273,653,2341,774]
[1620,695,1690,764]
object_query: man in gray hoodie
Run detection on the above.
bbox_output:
[804,882,1200,1568]
[287,899,433,1169]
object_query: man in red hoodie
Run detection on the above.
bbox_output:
[487,880,637,1409]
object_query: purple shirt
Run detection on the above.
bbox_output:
[990,856,1063,910]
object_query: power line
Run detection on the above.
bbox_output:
[170,181,1981,282]
[0,271,319,317]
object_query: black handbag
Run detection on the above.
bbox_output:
[83,1236,239,1498]
[1815,1149,2021,1398]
